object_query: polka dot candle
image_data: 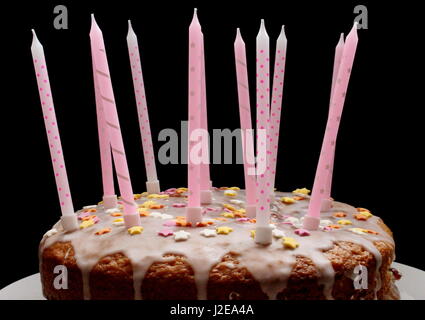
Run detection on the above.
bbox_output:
[234,28,257,215]
[255,19,271,228]
[269,26,287,194]
[31,30,75,217]
[186,9,203,224]
[90,15,141,228]
[323,33,345,208]
[127,21,160,194]
[304,23,358,230]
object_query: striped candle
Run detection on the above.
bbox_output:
[234,28,256,218]
[269,26,287,194]
[31,30,78,231]
[91,50,116,209]
[127,20,160,195]
[90,14,141,228]
[304,23,359,230]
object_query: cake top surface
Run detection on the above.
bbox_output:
[40,187,394,300]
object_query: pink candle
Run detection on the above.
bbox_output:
[269,26,287,193]
[127,21,160,195]
[304,23,358,230]
[31,30,78,231]
[90,14,141,228]
[91,51,116,209]
[199,31,213,204]
[322,33,345,210]
[234,28,256,218]
[185,9,203,224]
[254,20,272,244]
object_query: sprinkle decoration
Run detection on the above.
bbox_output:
[158,229,174,237]
[128,226,144,235]
[174,230,191,241]
[282,237,299,249]
[216,226,233,235]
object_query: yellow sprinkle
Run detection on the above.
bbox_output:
[140,200,157,208]
[223,204,236,211]
[98,201,104,205]
[147,193,169,199]
[216,226,233,235]
[292,188,311,195]
[281,197,296,204]
[80,220,94,229]
[224,190,238,197]
[128,226,144,235]
[221,212,235,218]
[177,187,188,192]
[358,211,372,218]
[140,192,149,197]
[228,186,240,190]
[250,230,256,238]
[282,237,299,249]
[134,194,142,200]
[337,219,353,225]
[113,218,124,223]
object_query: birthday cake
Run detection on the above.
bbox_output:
[39,187,400,300]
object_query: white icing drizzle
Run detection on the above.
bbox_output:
[40,190,395,300]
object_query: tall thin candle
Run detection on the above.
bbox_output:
[127,21,160,195]
[322,33,345,211]
[31,30,78,231]
[304,23,358,230]
[269,26,287,194]
[91,50,117,209]
[90,14,141,228]
[234,28,256,218]
[254,20,272,244]
[185,9,203,225]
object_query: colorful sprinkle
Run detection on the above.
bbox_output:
[174,230,191,241]
[292,188,310,195]
[337,219,352,225]
[229,199,244,205]
[172,203,186,208]
[158,228,174,237]
[112,218,124,226]
[281,197,296,204]
[200,229,217,237]
[216,226,233,235]
[224,190,237,197]
[80,220,95,229]
[221,212,235,218]
[128,226,144,235]
[333,211,347,218]
[250,229,256,238]
[272,229,286,239]
[95,228,111,236]
[294,228,310,236]
[282,237,299,249]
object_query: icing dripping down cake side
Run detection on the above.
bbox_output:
[39,188,400,300]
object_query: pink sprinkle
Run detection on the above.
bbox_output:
[294,229,310,236]
[92,216,100,224]
[236,218,250,222]
[78,212,91,220]
[158,228,174,237]
[172,203,186,208]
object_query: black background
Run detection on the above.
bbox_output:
[0,0,423,290]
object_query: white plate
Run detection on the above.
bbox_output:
[0,262,423,300]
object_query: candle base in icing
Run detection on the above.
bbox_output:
[303,215,320,230]
[60,214,78,232]
[124,213,141,228]
[200,190,212,204]
[103,194,118,209]
[146,180,160,194]
[186,206,203,225]
[245,205,256,218]
[254,225,273,245]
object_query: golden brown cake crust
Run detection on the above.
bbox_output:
[41,239,395,300]
[40,190,398,300]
